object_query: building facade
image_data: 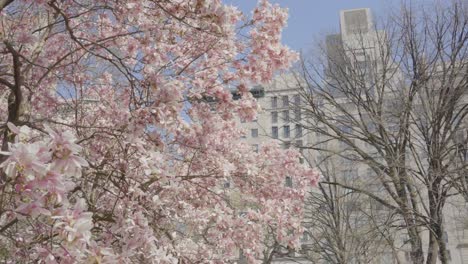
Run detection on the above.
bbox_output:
[236,7,468,264]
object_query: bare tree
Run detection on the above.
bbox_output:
[302,160,399,264]
[293,1,468,264]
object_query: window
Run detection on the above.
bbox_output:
[252,144,259,153]
[282,95,289,107]
[271,96,278,108]
[285,176,293,187]
[295,125,302,137]
[356,60,368,73]
[272,126,278,139]
[283,125,290,138]
[283,141,291,149]
[239,249,246,262]
[251,129,258,138]
[338,125,352,134]
[296,140,303,154]
[316,132,328,148]
[388,123,399,132]
[295,140,303,148]
[315,154,322,162]
[294,94,300,105]
[271,111,278,123]
[224,181,231,188]
[294,109,301,121]
[443,231,448,243]
[282,110,289,122]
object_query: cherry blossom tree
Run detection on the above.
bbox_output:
[0,0,319,263]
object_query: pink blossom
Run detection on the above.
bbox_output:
[0,0,316,262]
[0,142,49,179]
[45,125,88,175]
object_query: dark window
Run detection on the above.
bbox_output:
[367,122,376,132]
[282,110,289,122]
[283,125,290,138]
[295,125,302,137]
[285,176,293,187]
[252,144,259,153]
[283,141,291,149]
[295,140,303,148]
[251,129,258,138]
[272,126,278,139]
[282,95,289,107]
[224,181,231,188]
[338,125,352,134]
[271,111,278,123]
[294,109,301,120]
[296,140,303,154]
[294,95,300,105]
[250,87,265,98]
[239,249,246,262]
[271,97,278,108]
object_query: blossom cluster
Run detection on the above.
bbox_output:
[0,0,320,263]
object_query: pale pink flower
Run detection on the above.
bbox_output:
[44,125,88,175]
[0,142,50,179]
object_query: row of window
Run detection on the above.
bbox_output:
[271,125,302,138]
[252,140,303,151]
[271,109,301,123]
[271,95,301,108]
[249,125,303,139]
[284,140,303,149]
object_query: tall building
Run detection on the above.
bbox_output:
[315,7,468,264]
[236,7,468,264]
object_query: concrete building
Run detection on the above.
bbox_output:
[235,74,313,165]
[236,7,468,264]
[318,8,468,264]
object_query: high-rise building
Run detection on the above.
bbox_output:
[236,7,468,264]
[316,8,468,264]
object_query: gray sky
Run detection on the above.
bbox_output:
[224,0,430,52]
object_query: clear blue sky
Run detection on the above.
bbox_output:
[224,0,429,52]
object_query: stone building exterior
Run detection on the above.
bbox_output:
[235,7,468,264]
